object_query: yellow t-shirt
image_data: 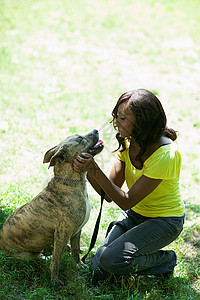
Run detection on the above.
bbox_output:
[117,142,185,218]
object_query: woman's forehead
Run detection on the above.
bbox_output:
[118,102,133,115]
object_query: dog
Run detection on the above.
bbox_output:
[0,129,104,286]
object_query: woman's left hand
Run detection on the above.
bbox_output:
[73,153,96,173]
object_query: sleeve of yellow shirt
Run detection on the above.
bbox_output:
[144,144,181,180]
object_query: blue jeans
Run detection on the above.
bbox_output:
[90,210,184,279]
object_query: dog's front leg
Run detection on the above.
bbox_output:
[70,231,81,263]
[50,226,69,287]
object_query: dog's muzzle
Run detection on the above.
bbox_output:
[85,129,104,156]
[89,140,104,156]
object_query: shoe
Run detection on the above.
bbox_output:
[136,250,177,277]
[91,266,110,285]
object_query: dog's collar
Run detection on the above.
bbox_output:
[54,175,87,184]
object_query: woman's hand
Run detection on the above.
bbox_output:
[73,153,98,173]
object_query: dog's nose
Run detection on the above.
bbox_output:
[93,129,98,134]
[85,129,99,138]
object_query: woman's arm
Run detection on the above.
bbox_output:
[73,154,162,210]
[87,158,125,203]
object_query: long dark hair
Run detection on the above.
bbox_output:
[112,89,177,168]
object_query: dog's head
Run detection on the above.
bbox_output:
[43,129,104,168]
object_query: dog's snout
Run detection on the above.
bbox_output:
[86,129,99,137]
[93,129,98,135]
[84,129,99,142]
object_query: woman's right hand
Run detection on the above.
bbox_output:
[73,153,98,173]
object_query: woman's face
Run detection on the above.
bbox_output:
[114,102,135,138]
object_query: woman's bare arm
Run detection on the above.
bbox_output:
[87,158,125,203]
[73,154,162,210]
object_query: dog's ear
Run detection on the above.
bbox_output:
[48,148,66,168]
[43,143,70,168]
[43,145,59,164]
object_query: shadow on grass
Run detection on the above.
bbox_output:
[0,246,199,299]
[0,250,55,299]
[91,273,200,300]
[0,250,91,299]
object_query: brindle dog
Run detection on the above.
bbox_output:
[0,129,103,286]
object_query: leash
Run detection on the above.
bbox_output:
[81,189,105,264]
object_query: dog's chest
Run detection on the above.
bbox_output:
[73,184,91,235]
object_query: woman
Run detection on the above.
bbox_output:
[73,89,185,282]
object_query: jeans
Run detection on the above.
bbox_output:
[90,210,184,280]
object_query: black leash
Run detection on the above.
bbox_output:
[81,189,105,264]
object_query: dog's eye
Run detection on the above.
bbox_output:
[78,136,85,143]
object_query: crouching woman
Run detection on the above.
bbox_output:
[73,89,185,282]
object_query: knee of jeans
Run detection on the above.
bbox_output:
[100,250,138,274]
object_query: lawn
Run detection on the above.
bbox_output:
[0,0,200,299]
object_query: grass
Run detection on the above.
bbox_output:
[0,0,200,298]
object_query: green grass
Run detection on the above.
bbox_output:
[0,0,200,298]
